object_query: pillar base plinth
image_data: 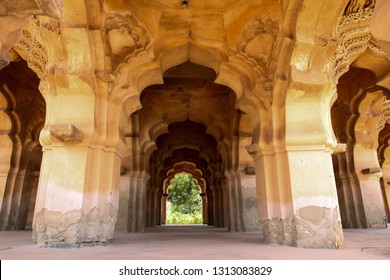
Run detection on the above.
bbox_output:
[261,207,344,249]
[33,203,117,246]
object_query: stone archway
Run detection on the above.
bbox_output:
[162,169,206,225]
[5,0,389,250]
[329,1,390,229]
[105,2,279,238]
[114,57,260,234]
[0,60,45,231]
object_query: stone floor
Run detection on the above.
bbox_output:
[0,224,390,260]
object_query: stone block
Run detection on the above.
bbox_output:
[49,124,83,143]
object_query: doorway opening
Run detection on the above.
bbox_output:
[166,173,203,225]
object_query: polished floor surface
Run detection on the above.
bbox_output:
[0,224,390,260]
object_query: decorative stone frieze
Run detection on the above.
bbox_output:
[105,13,151,72]
[378,98,390,130]
[344,0,375,15]
[13,17,49,79]
[368,36,387,56]
[235,17,278,86]
[331,7,374,83]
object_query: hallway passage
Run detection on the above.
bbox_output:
[0,225,390,260]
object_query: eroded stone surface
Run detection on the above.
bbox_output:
[262,218,297,246]
[49,124,83,143]
[295,206,344,249]
[261,207,344,249]
[33,204,117,246]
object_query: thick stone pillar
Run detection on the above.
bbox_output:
[286,146,344,248]
[239,171,260,231]
[225,169,260,232]
[225,172,245,231]
[156,190,162,225]
[206,190,214,225]
[382,146,390,222]
[353,88,387,228]
[212,184,224,227]
[5,143,41,230]
[284,87,344,248]
[0,87,12,219]
[0,137,22,230]
[115,174,130,232]
[332,149,365,228]
[249,147,293,244]
[30,0,124,245]
[127,176,147,232]
[13,170,40,230]
[353,147,387,228]
[161,194,168,224]
[200,193,207,224]
[33,75,121,245]
[150,189,158,227]
[146,187,158,227]
[221,177,229,228]
[33,143,121,245]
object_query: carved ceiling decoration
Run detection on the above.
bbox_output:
[0,0,63,18]
[153,0,242,11]
[332,1,387,85]
[332,7,373,84]
[235,17,278,84]
[105,13,151,72]
[13,17,48,80]
[378,97,390,131]
[344,0,375,15]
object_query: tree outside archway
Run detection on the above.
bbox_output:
[166,173,203,224]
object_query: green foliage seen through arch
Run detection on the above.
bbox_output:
[166,173,202,224]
